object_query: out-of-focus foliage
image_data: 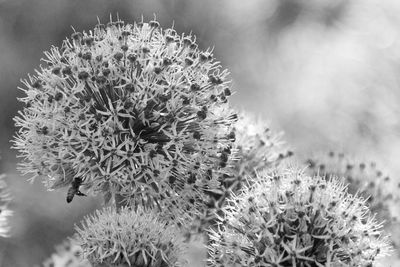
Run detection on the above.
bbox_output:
[0,173,12,237]
[42,239,90,267]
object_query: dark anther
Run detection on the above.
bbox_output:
[32,80,42,89]
[102,68,111,76]
[113,52,123,61]
[39,126,48,135]
[60,57,68,64]
[182,97,190,105]
[168,175,176,185]
[125,83,135,92]
[197,110,207,120]
[123,100,133,109]
[189,43,197,50]
[95,76,107,84]
[346,164,354,170]
[149,150,157,158]
[199,53,209,62]
[149,20,160,28]
[82,52,92,61]
[228,131,235,140]
[142,47,150,54]
[121,30,131,37]
[54,92,63,101]
[187,173,196,184]
[62,66,72,76]
[71,32,82,40]
[47,95,54,103]
[52,67,61,75]
[223,88,231,96]
[83,37,94,46]
[78,71,89,80]
[154,67,162,74]
[209,75,223,84]
[190,83,201,91]
[127,54,137,62]
[185,58,193,66]
[220,152,229,163]
[121,45,129,52]
[210,94,217,101]
[193,131,201,140]
[183,37,192,46]
[165,35,174,43]
[163,58,172,66]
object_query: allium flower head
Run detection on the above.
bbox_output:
[0,174,12,237]
[224,111,291,191]
[194,111,291,233]
[43,239,91,267]
[306,151,400,253]
[305,151,399,221]
[75,207,186,267]
[13,18,236,210]
[208,167,391,267]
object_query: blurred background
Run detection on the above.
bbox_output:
[0,0,399,266]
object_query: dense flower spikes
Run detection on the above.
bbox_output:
[0,174,11,237]
[208,167,391,267]
[13,18,236,209]
[75,207,186,267]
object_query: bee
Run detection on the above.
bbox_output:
[66,177,87,203]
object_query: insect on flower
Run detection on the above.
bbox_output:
[66,177,87,203]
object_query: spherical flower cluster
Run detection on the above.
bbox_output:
[13,18,237,212]
[208,167,391,267]
[0,174,12,237]
[75,207,186,267]
[305,151,398,221]
[305,151,400,253]
[194,111,291,233]
[225,111,291,191]
[43,239,91,267]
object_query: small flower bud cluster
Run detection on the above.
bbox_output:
[305,152,398,220]
[75,207,186,267]
[13,18,236,218]
[0,174,12,237]
[194,111,291,233]
[42,239,91,267]
[225,111,292,192]
[208,167,391,267]
[305,151,400,253]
